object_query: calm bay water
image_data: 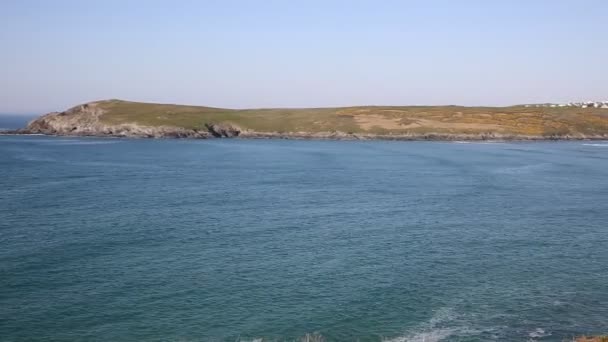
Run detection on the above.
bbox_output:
[1,136,607,341]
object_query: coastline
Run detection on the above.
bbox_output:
[3,129,608,142]
[12,99,608,142]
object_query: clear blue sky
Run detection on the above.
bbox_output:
[1,0,606,114]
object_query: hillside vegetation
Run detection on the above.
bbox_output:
[21,99,608,140]
[97,100,608,136]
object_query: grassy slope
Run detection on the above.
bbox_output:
[96,99,608,136]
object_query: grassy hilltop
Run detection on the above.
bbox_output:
[96,99,608,137]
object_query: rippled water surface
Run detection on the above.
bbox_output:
[1,136,607,341]
[0,114,35,130]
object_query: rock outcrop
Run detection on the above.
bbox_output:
[23,102,213,138]
[205,123,242,138]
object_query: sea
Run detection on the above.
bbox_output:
[1,135,607,341]
[0,114,35,131]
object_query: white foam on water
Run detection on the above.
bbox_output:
[2,137,121,145]
[52,140,121,145]
[384,328,456,342]
[15,154,57,163]
[582,143,608,147]
[383,308,476,342]
[528,327,551,340]
[451,141,506,145]
[493,163,550,175]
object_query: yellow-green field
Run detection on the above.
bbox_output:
[96,99,608,136]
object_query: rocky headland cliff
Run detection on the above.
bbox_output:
[11,99,608,141]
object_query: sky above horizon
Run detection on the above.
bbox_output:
[1,0,607,114]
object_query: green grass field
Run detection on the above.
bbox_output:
[94,99,608,136]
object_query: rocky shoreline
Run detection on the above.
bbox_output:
[5,127,608,141]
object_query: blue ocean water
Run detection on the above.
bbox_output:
[0,114,35,130]
[1,136,607,341]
